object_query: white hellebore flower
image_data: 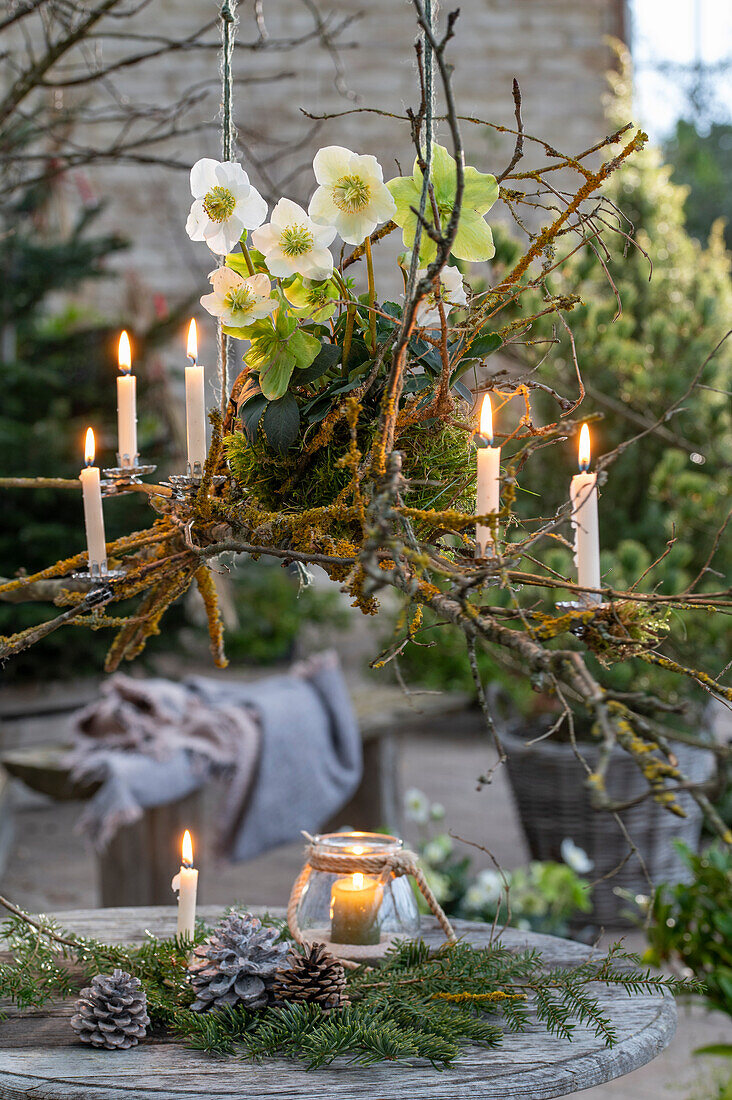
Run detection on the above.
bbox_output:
[251,198,335,280]
[200,268,275,329]
[308,145,397,245]
[404,787,430,826]
[464,870,504,913]
[186,159,267,256]
[561,837,594,875]
[414,265,468,328]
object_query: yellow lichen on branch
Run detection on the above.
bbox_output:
[194,565,228,669]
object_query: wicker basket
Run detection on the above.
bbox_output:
[501,722,716,926]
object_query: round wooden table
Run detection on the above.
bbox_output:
[0,906,676,1100]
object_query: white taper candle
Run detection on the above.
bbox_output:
[171,829,198,940]
[185,319,207,474]
[570,423,601,602]
[116,331,138,467]
[476,395,501,558]
[80,428,107,574]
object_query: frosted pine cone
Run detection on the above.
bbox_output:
[188,911,290,1012]
[70,970,149,1050]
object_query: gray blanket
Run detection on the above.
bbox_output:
[69,652,362,860]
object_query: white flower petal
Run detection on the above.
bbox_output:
[203,223,239,255]
[311,221,337,248]
[200,291,226,318]
[304,249,334,280]
[210,267,243,294]
[261,248,293,278]
[270,197,308,228]
[313,145,353,185]
[215,161,250,190]
[333,210,375,245]
[252,298,276,319]
[352,152,384,182]
[308,186,341,226]
[250,223,279,253]
[185,200,208,241]
[368,182,398,223]
[235,187,268,231]
[249,272,272,298]
[190,158,219,198]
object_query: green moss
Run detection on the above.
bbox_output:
[224,418,474,515]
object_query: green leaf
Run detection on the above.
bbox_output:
[469,332,503,358]
[225,252,254,278]
[244,314,315,401]
[240,394,267,444]
[695,1044,732,1057]
[296,343,341,384]
[223,323,259,340]
[261,393,300,453]
[452,212,496,263]
[452,380,473,404]
[226,248,268,275]
[382,302,403,319]
[258,356,295,401]
[289,328,322,370]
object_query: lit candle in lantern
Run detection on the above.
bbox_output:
[330,871,383,945]
[185,319,207,476]
[171,829,198,940]
[570,423,601,602]
[475,394,501,557]
[116,330,138,467]
[80,428,107,575]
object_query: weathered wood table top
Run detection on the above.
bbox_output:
[0,906,676,1100]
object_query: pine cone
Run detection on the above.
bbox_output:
[70,970,149,1050]
[273,943,349,1013]
[188,911,289,1012]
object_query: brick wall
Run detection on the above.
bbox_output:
[4,0,628,377]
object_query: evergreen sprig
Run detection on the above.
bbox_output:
[0,905,699,1068]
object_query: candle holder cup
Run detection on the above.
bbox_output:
[71,563,126,585]
[288,832,456,964]
[166,469,226,500]
[102,461,157,496]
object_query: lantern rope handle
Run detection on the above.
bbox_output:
[287,835,458,955]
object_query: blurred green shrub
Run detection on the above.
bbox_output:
[222,562,349,665]
[639,842,732,1019]
[404,787,592,937]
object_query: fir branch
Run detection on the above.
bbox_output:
[0,901,699,1068]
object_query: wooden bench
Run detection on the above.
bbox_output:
[0,682,472,907]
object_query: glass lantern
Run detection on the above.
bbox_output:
[295,832,420,957]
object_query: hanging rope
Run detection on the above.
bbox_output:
[404,0,436,317]
[217,0,238,413]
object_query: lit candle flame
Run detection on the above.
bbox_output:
[118,330,132,374]
[578,423,591,472]
[84,427,95,467]
[479,393,493,444]
[352,872,364,890]
[182,829,194,866]
[351,845,364,855]
[187,318,197,363]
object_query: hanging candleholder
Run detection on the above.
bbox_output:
[287,831,457,963]
[166,466,226,500]
[71,563,126,584]
[102,460,157,496]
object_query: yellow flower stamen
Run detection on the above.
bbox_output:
[225,285,256,316]
[333,174,370,213]
[280,223,314,257]
[202,186,237,223]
